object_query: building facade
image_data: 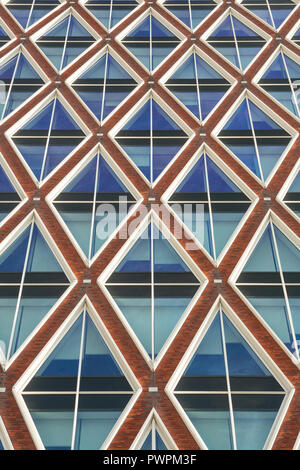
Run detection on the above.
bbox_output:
[0,0,298,450]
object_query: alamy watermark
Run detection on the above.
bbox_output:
[95,197,204,250]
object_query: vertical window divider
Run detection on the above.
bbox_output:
[150,97,153,184]
[1,51,21,120]
[219,308,237,451]
[71,309,86,450]
[229,14,242,71]
[88,150,101,260]
[40,97,57,182]
[245,96,265,182]
[269,221,299,361]
[108,0,114,30]
[59,13,72,72]
[150,222,155,363]
[193,52,202,122]
[100,52,109,124]
[7,221,34,360]
[151,419,156,450]
[150,14,153,73]
[188,0,193,30]
[26,0,36,29]
[266,0,276,29]
[281,52,300,118]
[203,151,217,260]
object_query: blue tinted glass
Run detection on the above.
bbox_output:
[186,408,233,450]
[234,408,280,450]
[115,226,151,272]
[30,410,74,450]
[287,170,300,193]
[184,313,226,376]
[271,7,293,29]
[141,429,152,450]
[223,314,270,377]
[0,164,18,193]
[74,409,123,449]
[7,0,59,28]
[37,315,82,377]
[80,315,124,378]
[0,225,30,272]
[26,225,63,272]
[273,225,300,273]
[243,225,279,272]
[0,438,3,450]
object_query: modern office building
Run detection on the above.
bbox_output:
[0,0,298,451]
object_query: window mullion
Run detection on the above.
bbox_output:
[108,0,114,30]
[188,0,193,30]
[40,97,57,182]
[26,0,36,29]
[150,222,155,363]
[150,97,153,184]
[245,96,265,182]
[219,309,238,451]
[7,221,35,360]
[151,419,156,450]
[229,14,242,71]
[100,51,109,124]
[203,151,217,260]
[269,221,299,360]
[266,0,276,29]
[88,149,101,260]
[281,52,300,118]
[193,52,202,122]
[71,309,87,450]
[150,14,152,72]
[60,13,72,71]
[1,51,21,120]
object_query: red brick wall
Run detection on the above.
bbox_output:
[0,0,299,450]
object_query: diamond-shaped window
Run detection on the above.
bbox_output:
[36,14,96,71]
[0,51,44,121]
[163,0,218,30]
[207,14,266,70]
[115,97,189,184]
[283,168,300,220]
[71,52,138,123]
[22,307,134,449]
[165,51,232,121]
[258,51,300,119]
[218,96,292,182]
[53,149,137,261]
[105,219,201,363]
[236,220,300,361]
[241,0,296,30]
[5,0,60,29]
[173,307,286,449]
[168,150,252,260]
[121,14,181,71]
[0,220,70,362]
[0,161,22,223]
[84,0,139,30]
[11,96,86,183]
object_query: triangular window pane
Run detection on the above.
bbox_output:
[85,0,139,29]
[236,221,300,359]
[164,0,217,30]
[207,14,266,70]
[219,98,291,182]
[54,151,135,260]
[23,309,133,449]
[37,15,95,71]
[0,162,21,222]
[0,222,70,360]
[122,15,181,71]
[6,0,60,29]
[115,98,188,183]
[174,309,285,449]
[12,98,86,182]
[169,152,251,259]
[72,53,137,122]
[140,422,168,450]
[106,221,200,361]
[242,0,295,30]
[0,53,44,120]
[165,53,231,120]
[258,52,300,118]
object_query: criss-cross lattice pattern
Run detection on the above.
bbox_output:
[0,0,299,451]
